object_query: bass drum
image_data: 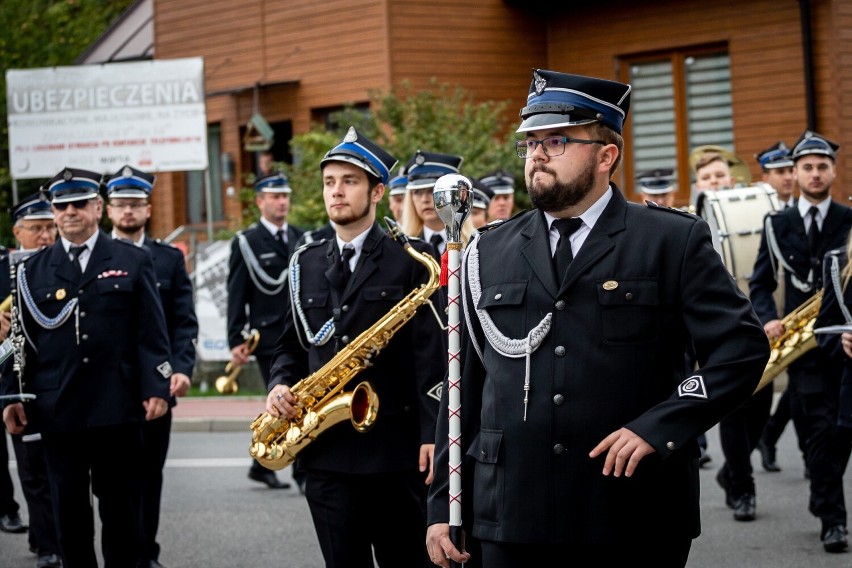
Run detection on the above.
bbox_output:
[696,184,780,296]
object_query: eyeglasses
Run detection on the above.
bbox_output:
[19,224,56,235]
[52,198,95,212]
[515,136,606,159]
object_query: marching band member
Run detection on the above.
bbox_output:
[1,167,173,567]
[426,69,769,567]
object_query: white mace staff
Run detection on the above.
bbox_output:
[433,173,472,566]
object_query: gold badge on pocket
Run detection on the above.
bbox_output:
[56,288,67,300]
[602,280,618,291]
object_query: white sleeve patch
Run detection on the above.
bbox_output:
[157,362,174,378]
[678,375,708,399]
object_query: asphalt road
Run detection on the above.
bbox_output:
[2,407,851,567]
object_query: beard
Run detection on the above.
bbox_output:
[528,160,596,211]
[328,197,371,227]
[114,218,147,234]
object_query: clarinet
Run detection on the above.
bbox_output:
[0,250,34,402]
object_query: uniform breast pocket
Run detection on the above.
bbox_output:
[95,277,134,312]
[597,278,660,344]
[477,281,527,331]
[363,285,403,306]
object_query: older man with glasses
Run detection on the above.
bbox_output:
[1,167,173,567]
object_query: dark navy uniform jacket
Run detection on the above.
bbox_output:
[227,222,304,359]
[145,237,198,398]
[427,188,769,546]
[269,222,445,474]
[750,201,852,391]
[11,232,172,434]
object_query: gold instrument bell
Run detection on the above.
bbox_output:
[689,145,752,187]
[215,329,260,395]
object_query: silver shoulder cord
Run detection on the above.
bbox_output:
[237,232,288,296]
[289,244,334,348]
[17,264,79,353]
[764,215,814,293]
[463,231,553,421]
[829,251,852,324]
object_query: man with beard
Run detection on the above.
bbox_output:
[750,130,852,553]
[105,165,198,568]
[227,170,304,490]
[266,127,445,568]
[425,69,770,568]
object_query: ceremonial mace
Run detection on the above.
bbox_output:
[433,173,472,567]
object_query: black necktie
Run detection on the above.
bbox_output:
[429,233,444,259]
[330,245,356,292]
[276,229,289,256]
[552,218,583,283]
[69,244,86,274]
[807,206,821,257]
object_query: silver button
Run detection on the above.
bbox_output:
[494,293,502,300]
[81,334,88,341]
[666,441,675,450]
[307,298,314,304]
[553,444,565,454]
[342,335,350,344]
[80,312,86,318]
[380,291,387,298]
[114,284,119,289]
[625,292,634,301]
[82,357,89,364]
[156,282,161,288]
[554,300,566,310]
[553,394,564,405]
[480,450,487,459]
[554,346,566,357]
[342,305,350,312]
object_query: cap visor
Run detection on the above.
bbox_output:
[516,114,597,133]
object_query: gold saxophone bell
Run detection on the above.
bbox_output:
[0,294,12,313]
[215,330,260,395]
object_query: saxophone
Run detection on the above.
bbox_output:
[755,289,823,393]
[248,219,441,470]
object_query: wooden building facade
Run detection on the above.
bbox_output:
[88,0,852,239]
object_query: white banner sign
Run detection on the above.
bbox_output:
[7,57,208,179]
[192,240,231,362]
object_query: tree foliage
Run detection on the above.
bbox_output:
[263,79,527,231]
[0,0,135,245]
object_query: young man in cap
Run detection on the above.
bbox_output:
[479,169,516,221]
[387,171,408,223]
[750,130,852,552]
[105,165,198,568]
[266,126,445,567]
[426,68,769,567]
[753,141,805,474]
[637,168,676,207]
[1,167,173,567]
[0,193,62,567]
[227,170,304,490]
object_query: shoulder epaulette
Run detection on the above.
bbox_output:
[645,202,696,219]
[477,219,506,234]
[151,238,180,250]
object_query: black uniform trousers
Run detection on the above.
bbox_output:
[43,423,145,568]
[10,434,59,556]
[305,469,431,568]
[139,409,172,563]
[789,360,852,533]
[479,539,691,568]
[717,385,774,497]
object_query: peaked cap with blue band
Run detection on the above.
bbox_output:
[106,165,155,198]
[46,167,102,204]
[637,168,676,194]
[254,172,292,193]
[388,174,409,196]
[791,130,839,162]
[406,150,463,191]
[517,69,632,135]
[479,169,515,195]
[755,142,793,170]
[320,126,397,185]
[12,192,54,222]
[471,179,493,210]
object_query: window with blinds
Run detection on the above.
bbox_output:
[626,50,733,201]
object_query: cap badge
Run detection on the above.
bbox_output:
[602,280,618,291]
[343,126,358,143]
[56,288,66,300]
[63,169,73,182]
[415,152,426,165]
[534,71,547,95]
[122,166,133,178]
